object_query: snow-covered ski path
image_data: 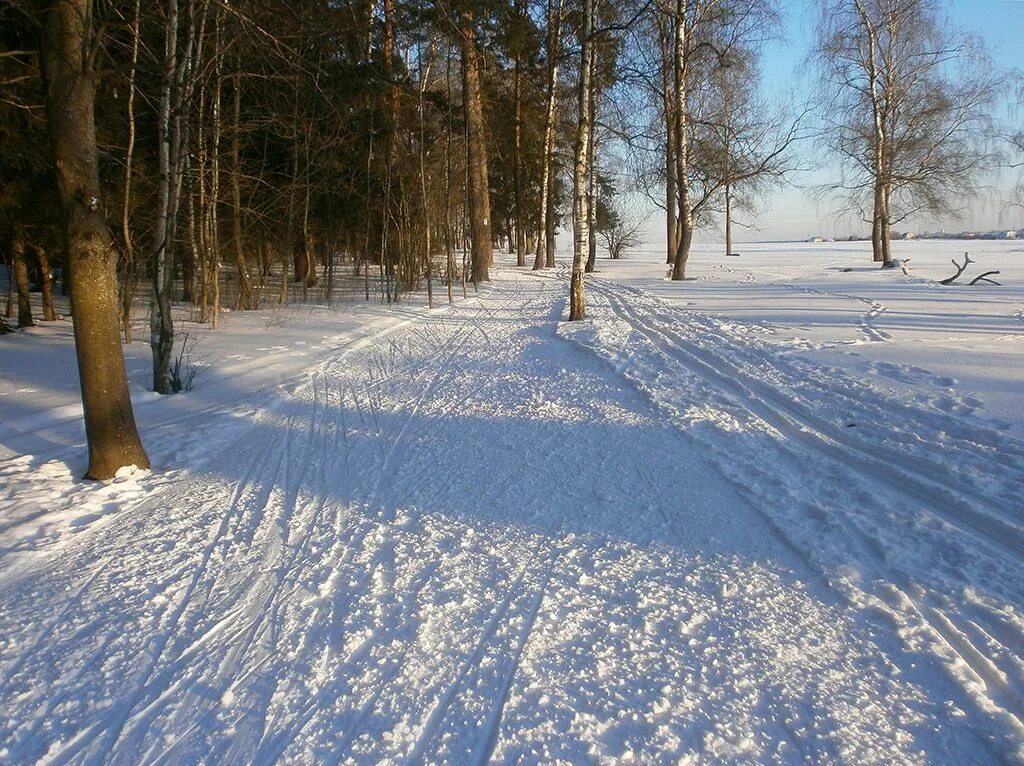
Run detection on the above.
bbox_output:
[1,266,1022,764]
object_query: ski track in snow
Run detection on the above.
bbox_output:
[1,265,1022,764]
[565,272,1024,759]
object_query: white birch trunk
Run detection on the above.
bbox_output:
[568,0,593,320]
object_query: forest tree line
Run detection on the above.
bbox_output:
[1,0,1019,477]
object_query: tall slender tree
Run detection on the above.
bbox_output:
[569,0,595,319]
[151,0,192,393]
[657,8,678,264]
[460,8,493,283]
[10,231,33,328]
[533,0,562,271]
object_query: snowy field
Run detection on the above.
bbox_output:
[0,240,1022,764]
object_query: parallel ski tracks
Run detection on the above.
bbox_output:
[277,275,567,764]
[15,267,1019,762]
[593,280,1023,561]
[124,272,555,763]
[584,276,1024,737]
[10,277,545,765]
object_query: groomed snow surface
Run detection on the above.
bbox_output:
[1,240,1022,764]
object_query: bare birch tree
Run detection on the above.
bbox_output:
[569,0,595,319]
[152,0,195,393]
[533,0,562,271]
[814,0,1000,263]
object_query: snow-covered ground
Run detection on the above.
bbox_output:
[0,240,1022,764]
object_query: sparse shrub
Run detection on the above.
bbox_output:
[169,332,207,392]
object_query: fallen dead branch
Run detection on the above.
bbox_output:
[969,270,1001,286]
[940,252,973,285]
[938,253,1001,286]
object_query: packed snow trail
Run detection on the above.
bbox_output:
[562,272,1024,759]
[0,266,1021,764]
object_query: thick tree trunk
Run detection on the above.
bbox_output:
[42,0,150,478]
[460,13,492,283]
[673,219,693,279]
[569,0,593,320]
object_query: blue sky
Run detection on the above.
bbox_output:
[733,0,1024,242]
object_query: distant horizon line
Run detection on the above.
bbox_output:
[629,233,1024,248]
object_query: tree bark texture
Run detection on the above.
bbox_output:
[569,0,593,320]
[659,13,677,264]
[460,14,492,283]
[11,233,33,328]
[585,46,598,275]
[151,0,181,393]
[670,0,693,281]
[120,0,141,342]
[534,0,561,271]
[37,245,57,321]
[855,0,889,264]
[42,0,150,478]
[231,72,253,309]
[513,0,526,268]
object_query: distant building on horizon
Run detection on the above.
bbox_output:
[915,228,1022,241]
